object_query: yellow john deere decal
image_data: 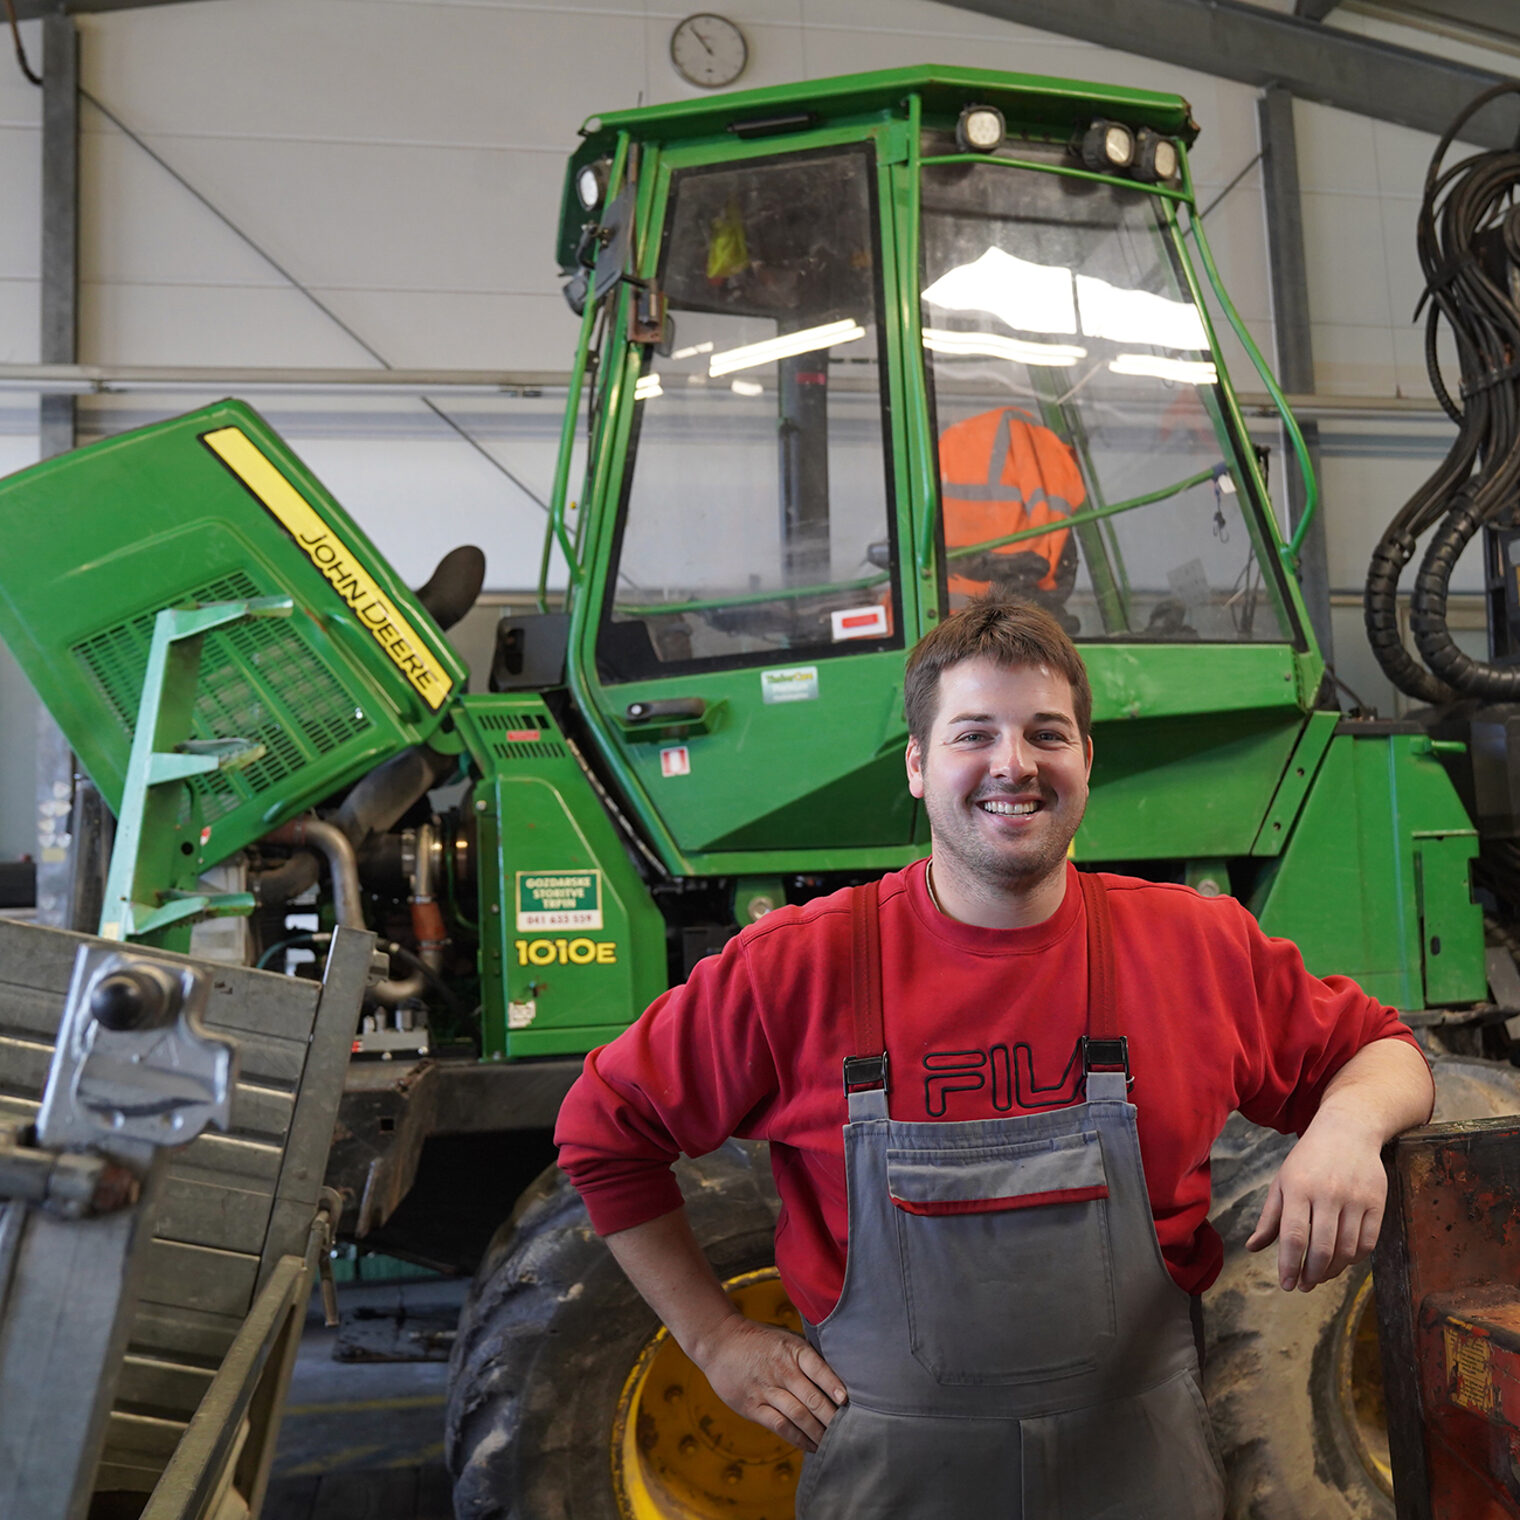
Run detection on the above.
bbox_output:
[202,426,452,711]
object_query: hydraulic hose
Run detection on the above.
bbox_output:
[258,815,425,1006]
[1413,496,1520,698]
[253,743,457,910]
[337,744,457,850]
[1365,82,1520,702]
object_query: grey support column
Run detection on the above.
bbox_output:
[39,14,78,459]
[35,16,81,927]
[1257,83,1334,668]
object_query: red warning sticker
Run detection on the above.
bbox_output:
[831,605,889,641]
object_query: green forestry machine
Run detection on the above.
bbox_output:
[3,63,1520,1520]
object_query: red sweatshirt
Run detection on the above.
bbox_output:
[555,861,1418,1325]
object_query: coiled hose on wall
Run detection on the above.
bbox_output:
[1365,83,1520,703]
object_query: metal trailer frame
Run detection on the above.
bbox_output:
[0,918,373,1520]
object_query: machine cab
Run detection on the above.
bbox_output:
[549,67,1321,875]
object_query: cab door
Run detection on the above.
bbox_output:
[574,134,923,866]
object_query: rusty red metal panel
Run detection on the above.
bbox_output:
[1374,1118,1520,1519]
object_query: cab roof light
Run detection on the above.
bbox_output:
[1075,119,1135,173]
[576,159,609,212]
[1132,128,1180,184]
[956,104,1005,153]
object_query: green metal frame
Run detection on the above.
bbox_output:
[455,693,668,1058]
[1252,731,1483,1009]
[548,74,1325,879]
[101,600,290,947]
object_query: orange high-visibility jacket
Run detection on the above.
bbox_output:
[938,407,1085,594]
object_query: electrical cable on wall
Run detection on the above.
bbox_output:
[2,0,42,87]
[1365,82,1520,702]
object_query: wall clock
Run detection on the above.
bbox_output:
[670,14,748,89]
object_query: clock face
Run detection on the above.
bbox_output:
[670,13,748,89]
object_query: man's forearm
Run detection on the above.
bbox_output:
[602,1207,847,1451]
[1312,1035,1434,1143]
[1248,1035,1435,1290]
[603,1207,743,1364]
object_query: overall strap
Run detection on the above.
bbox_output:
[1078,870,1130,1100]
[843,878,888,1116]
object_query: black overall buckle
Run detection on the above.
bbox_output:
[1082,1036,1131,1083]
[843,1053,889,1093]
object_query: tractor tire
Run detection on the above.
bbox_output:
[1203,1057,1520,1520]
[445,1140,785,1520]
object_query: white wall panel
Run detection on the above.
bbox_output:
[86,1,646,147]
[84,134,564,296]
[1376,196,1429,325]
[0,280,39,368]
[0,74,40,370]
[78,128,292,290]
[80,281,386,366]
[1301,190,1396,329]
[296,420,561,587]
[0,126,40,283]
[797,0,1045,37]
[0,17,42,123]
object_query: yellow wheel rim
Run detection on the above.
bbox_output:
[612,1267,802,1520]
[1334,1274,1394,1498]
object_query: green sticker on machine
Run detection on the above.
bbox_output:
[761,666,819,704]
[516,871,604,931]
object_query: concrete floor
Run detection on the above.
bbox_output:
[263,1278,467,1520]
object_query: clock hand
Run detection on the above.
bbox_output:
[693,24,715,55]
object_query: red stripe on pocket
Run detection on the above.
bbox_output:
[890,1184,1108,1217]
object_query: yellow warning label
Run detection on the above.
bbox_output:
[1445,1325,1495,1415]
[202,426,452,711]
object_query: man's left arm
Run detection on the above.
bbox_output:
[1246,1036,1433,1292]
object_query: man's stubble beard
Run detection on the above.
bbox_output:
[921,783,1087,897]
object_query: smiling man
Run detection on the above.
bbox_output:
[555,595,1432,1520]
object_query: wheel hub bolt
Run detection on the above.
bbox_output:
[723,1464,743,1485]
[679,1436,698,1456]
[663,1383,683,1403]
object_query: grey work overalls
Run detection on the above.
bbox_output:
[796,873,1226,1519]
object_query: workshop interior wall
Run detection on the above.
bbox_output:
[0,0,1505,858]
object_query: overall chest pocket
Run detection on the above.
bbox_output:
[887,1129,1117,1384]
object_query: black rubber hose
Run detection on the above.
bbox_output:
[250,849,321,907]
[1365,83,1520,702]
[1411,499,1520,698]
[333,744,457,852]
[414,545,486,632]
[1365,530,1454,706]
[251,744,458,907]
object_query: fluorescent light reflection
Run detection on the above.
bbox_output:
[1108,353,1218,385]
[672,341,714,360]
[922,328,1086,367]
[730,378,764,397]
[634,374,663,401]
[922,247,1077,335]
[708,319,865,378]
[923,248,1210,354]
[1077,276,1208,350]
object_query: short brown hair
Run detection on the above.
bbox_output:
[904,596,1093,744]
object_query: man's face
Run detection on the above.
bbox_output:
[905,656,1092,894]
